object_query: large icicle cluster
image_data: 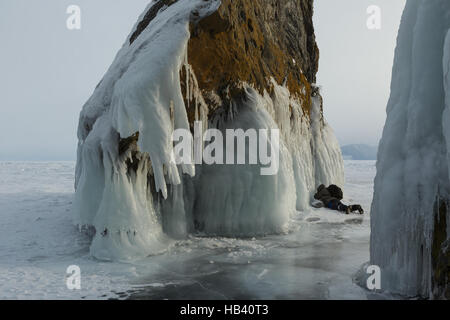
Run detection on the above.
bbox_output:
[371,0,450,298]
[74,0,344,261]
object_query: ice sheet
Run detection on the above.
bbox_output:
[0,160,375,300]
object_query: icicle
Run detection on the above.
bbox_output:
[170,100,175,130]
[184,51,190,110]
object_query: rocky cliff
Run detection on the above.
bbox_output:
[74,0,344,260]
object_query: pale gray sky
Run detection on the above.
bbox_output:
[0,0,405,160]
[0,0,149,160]
[314,0,406,146]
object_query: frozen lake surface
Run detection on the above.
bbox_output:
[0,160,378,299]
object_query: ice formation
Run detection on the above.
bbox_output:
[74,0,344,261]
[371,0,450,298]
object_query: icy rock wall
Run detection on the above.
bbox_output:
[74,0,344,260]
[371,0,450,298]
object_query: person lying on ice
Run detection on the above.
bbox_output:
[313,184,364,214]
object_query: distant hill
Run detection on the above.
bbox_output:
[341,144,378,160]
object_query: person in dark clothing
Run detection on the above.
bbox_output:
[314,184,364,214]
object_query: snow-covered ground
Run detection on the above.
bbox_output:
[0,160,376,299]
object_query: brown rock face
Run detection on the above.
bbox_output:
[187,0,318,107]
[130,0,318,119]
[121,0,320,157]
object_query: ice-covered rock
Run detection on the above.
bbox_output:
[74,0,344,260]
[371,0,450,299]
